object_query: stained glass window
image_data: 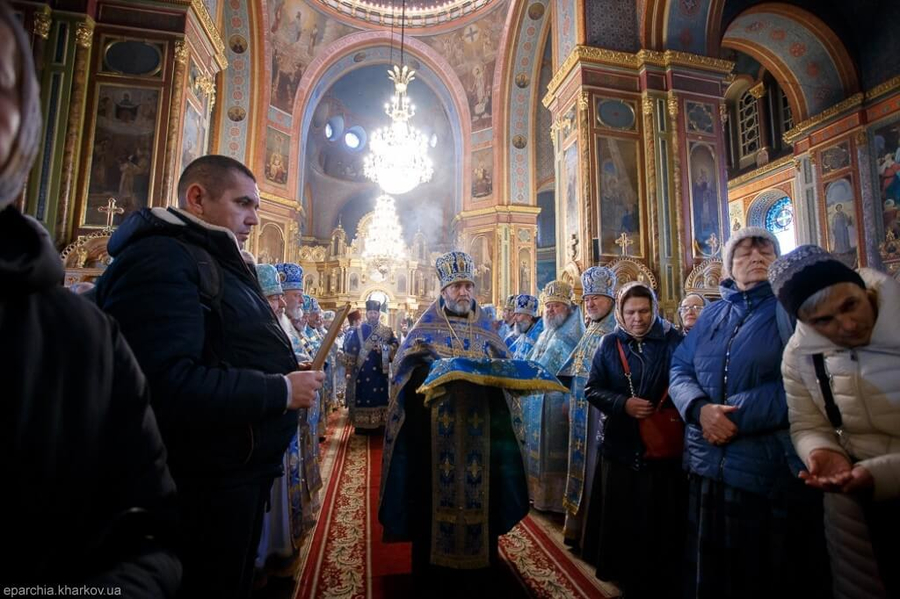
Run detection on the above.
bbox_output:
[766,197,796,253]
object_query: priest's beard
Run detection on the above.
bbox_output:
[445,298,473,316]
[543,310,569,330]
[514,319,533,335]
[286,305,303,321]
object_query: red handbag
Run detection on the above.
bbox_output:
[616,339,684,460]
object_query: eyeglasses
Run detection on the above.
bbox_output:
[679,305,704,313]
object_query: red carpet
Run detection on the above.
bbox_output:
[295,412,611,598]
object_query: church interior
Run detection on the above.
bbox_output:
[8,0,900,596]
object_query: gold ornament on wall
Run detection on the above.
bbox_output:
[33,9,52,40]
[174,40,189,65]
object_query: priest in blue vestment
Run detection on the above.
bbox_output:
[523,280,585,512]
[559,267,617,552]
[343,299,398,431]
[508,294,543,356]
[379,251,566,594]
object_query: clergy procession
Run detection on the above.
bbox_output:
[4,0,900,598]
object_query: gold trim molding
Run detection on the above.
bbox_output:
[727,154,794,189]
[453,205,541,223]
[260,191,302,210]
[865,74,900,102]
[545,46,735,105]
[783,93,864,145]
[749,82,767,99]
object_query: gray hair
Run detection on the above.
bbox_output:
[797,285,839,321]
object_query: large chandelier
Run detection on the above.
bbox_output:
[363,65,434,195]
[363,194,407,278]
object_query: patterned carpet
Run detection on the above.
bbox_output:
[293,410,615,599]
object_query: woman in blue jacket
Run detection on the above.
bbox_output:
[670,228,830,599]
[585,282,686,598]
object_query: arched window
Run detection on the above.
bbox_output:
[779,88,794,133]
[765,197,796,253]
[738,90,760,160]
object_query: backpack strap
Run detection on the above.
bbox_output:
[776,303,797,347]
[812,353,844,435]
[173,239,225,364]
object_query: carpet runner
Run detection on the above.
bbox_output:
[294,411,613,598]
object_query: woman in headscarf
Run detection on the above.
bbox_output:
[0,5,181,593]
[584,281,686,598]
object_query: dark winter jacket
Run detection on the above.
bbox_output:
[670,279,803,497]
[95,207,299,485]
[0,206,181,594]
[585,318,683,468]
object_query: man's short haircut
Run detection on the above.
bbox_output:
[177,155,257,207]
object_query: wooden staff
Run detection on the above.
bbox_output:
[311,302,352,370]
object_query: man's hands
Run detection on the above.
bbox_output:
[699,404,739,445]
[286,370,326,409]
[799,448,874,494]
[625,397,655,419]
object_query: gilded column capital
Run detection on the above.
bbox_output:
[809,153,817,167]
[642,97,654,116]
[75,22,94,49]
[719,103,728,123]
[174,40,189,65]
[578,91,589,112]
[854,130,868,147]
[33,9,52,40]
[748,82,767,99]
[793,157,802,170]
[667,92,679,118]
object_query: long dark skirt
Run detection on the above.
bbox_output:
[684,473,832,599]
[593,457,687,599]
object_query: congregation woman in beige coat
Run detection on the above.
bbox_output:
[770,245,900,599]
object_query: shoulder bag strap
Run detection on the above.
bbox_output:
[812,353,844,434]
[615,339,637,398]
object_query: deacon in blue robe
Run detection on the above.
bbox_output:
[343,299,398,431]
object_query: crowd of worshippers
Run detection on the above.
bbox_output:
[3,4,899,596]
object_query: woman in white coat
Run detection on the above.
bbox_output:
[770,245,900,599]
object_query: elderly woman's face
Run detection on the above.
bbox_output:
[0,21,21,168]
[730,238,777,290]
[679,295,705,330]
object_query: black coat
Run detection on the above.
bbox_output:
[0,207,180,594]
[95,207,299,484]
[584,319,683,468]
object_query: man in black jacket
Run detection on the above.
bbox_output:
[95,155,324,598]
[0,4,181,594]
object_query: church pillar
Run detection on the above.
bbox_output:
[160,41,190,206]
[54,20,95,246]
[854,129,884,269]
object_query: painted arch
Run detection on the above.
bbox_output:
[722,4,858,121]
[287,31,472,226]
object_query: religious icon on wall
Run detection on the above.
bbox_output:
[872,122,900,240]
[518,249,532,294]
[84,85,159,227]
[180,102,206,174]
[562,141,580,258]
[265,127,291,185]
[468,234,493,304]
[689,143,722,257]
[597,137,640,255]
[258,223,286,265]
[824,178,858,267]
[472,148,493,198]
